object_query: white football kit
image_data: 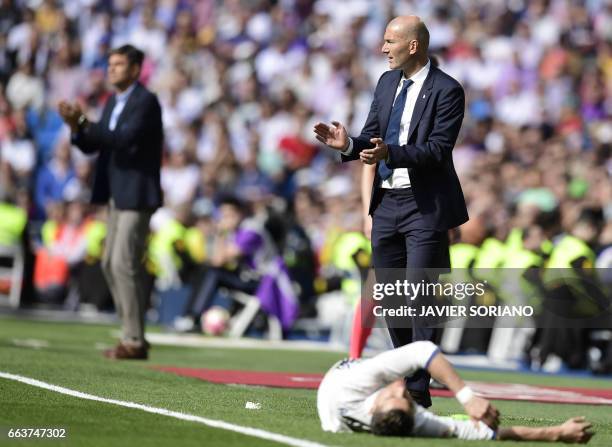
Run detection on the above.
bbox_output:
[317,341,496,440]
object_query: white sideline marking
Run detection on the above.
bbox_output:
[0,371,330,447]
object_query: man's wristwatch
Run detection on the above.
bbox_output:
[77,114,88,129]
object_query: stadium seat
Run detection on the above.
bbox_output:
[226,290,282,340]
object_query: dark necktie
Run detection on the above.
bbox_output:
[378,78,414,181]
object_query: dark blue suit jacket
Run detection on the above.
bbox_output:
[72,82,163,210]
[342,66,468,231]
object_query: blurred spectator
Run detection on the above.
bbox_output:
[0,187,33,304]
[34,140,75,218]
[23,103,64,164]
[0,109,35,191]
[33,199,89,305]
[175,195,298,333]
[161,150,200,208]
[6,59,44,111]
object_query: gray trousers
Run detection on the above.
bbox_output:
[102,202,152,345]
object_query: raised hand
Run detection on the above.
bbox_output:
[58,101,76,120]
[313,121,349,151]
[58,101,82,131]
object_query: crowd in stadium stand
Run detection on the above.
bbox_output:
[0,0,611,367]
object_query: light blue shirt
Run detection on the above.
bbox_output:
[108,83,137,131]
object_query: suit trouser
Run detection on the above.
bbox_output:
[102,201,152,345]
[371,188,449,395]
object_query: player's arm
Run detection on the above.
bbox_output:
[365,342,458,391]
[361,342,498,427]
[427,353,500,429]
[362,341,439,381]
[497,417,593,444]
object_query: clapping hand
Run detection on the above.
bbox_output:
[359,137,388,164]
[313,121,349,151]
[58,101,83,132]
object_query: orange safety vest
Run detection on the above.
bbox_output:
[33,219,90,290]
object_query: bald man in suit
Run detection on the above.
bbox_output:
[315,16,468,407]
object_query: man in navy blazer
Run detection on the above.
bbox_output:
[59,44,163,360]
[314,16,468,407]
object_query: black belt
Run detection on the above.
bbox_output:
[379,187,413,196]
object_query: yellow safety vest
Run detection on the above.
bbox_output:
[0,203,27,246]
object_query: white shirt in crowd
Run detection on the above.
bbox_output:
[343,60,431,189]
[316,341,496,440]
[160,164,200,207]
[1,137,35,173]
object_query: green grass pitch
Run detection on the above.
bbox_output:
[0,316,610,446]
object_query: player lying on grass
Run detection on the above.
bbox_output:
[317,341,593,442]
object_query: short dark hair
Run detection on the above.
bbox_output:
[109,44,144,67]
[218,195,250,215]
[577,207,604,227]
[370,409,414,437]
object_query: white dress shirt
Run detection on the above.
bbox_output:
[109,83,137,131]
[343,60,431,189]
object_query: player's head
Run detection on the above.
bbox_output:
[382,16,429,71]
[370,379,415,436]
[107,44,144,90]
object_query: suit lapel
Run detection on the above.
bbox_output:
[380,70,403,138]
[101,95,116,127]
[406,66,435,142]
[115,83,142,126]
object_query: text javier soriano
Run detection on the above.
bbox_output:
[369,279,534,318]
